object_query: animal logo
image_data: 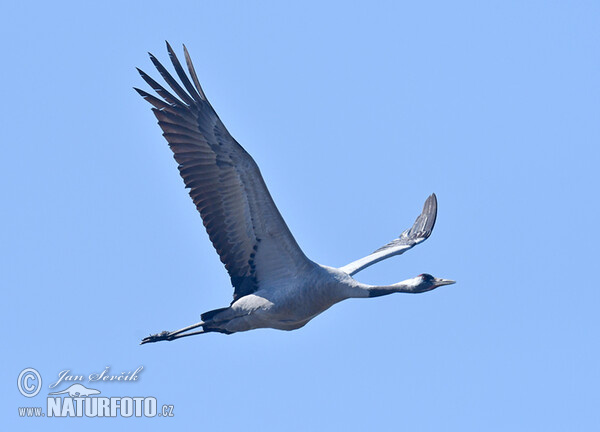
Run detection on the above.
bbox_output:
[48,383,101,397]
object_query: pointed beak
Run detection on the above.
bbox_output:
[434,278,456,287]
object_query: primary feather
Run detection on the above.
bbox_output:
[135,43,311,302]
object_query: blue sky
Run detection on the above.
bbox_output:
[2,1,599,430]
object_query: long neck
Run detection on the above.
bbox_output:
[348,279,419,298]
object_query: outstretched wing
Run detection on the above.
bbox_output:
[135,42,312,302]
[339,194,437,276]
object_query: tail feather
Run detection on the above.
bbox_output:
[200,307,234,334]
[200,307,229,322]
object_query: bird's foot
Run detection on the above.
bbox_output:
[140,330,174,345]
[140,321,206,345]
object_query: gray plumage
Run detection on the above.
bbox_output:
[340,194,437,276]
[136,43,455,344]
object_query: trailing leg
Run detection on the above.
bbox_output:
[140,321,205,345]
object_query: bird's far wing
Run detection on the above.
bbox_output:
[136,42,313,302]
[339,194,437,276]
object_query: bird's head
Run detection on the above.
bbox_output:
[409,273,456,293]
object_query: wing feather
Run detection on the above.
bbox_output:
[340,194,438,276]
[165,41,205,103]
[137,42,313,301]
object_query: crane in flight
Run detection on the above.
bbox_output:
[136,42,455,344]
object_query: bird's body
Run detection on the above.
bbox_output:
[205,265,360,333]
[136,43,455,344]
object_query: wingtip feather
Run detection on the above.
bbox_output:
[133,87,147,97]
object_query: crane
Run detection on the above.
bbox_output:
[136,42,455,344]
